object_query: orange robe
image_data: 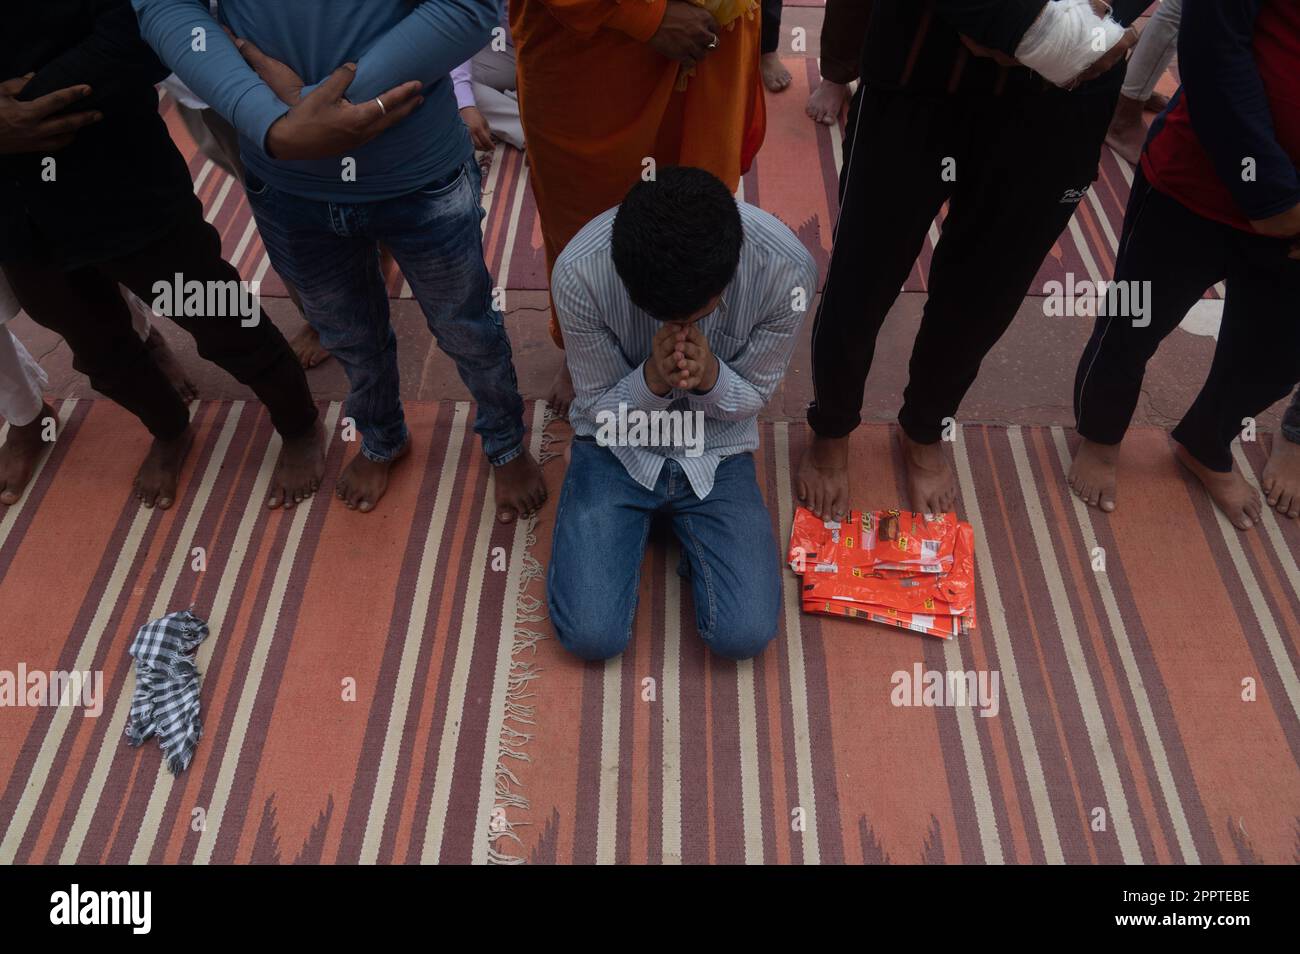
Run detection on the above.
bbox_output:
[511,0,766,343]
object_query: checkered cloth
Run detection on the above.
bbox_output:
[124,609,209,775]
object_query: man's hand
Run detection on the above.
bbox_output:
[649,1,721,69]
[644,324,679,396]
[670,323,719,392]
[959,35,1020,67]
[1250,203,1300,239]
[460,105,493,151]
[1068,23,1138,88]
[0,75,101,154]
[229,34,306,104]
[230,36,425,161]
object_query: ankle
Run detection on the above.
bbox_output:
[9,409,54,443]
[1113,95,1143,122]
[155,426,192,449]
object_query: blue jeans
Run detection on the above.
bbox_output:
[245,160,525,465]
[546,440,782,661]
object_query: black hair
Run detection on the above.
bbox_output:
[610,166,743,322]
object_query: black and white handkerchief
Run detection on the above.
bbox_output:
[124,609,209,775]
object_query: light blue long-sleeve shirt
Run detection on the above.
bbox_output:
[554,202,817,501]
[132,0,495,202]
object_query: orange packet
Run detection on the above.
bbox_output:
[800,522,977,618]
[788,507,961,576]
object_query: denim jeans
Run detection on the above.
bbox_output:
[547,439,782,661]
[245,159,525,465]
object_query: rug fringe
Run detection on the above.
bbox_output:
[538,404,562,466]
[487,407,561,864]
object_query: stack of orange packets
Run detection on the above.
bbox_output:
[787,507,978,639]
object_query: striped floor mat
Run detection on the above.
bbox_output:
[163,55,1202,305]
[1,401,1297,863]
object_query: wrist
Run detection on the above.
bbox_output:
[644,359,671,397]
[702,354,719,391]
[265,118,283,158]
[690,354,719,394]
[264,116,288,159]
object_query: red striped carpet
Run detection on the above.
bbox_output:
[1,402,1298,863]
[162,56,1214,308]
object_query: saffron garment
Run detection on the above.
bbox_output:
[511,0,767,344]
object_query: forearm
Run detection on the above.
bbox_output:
[342,0,496,103]
[569,362,676,426]
[554,264,676,417]
[23,0,168,108]
[686,359,769,421]
[1109,0,1150,27]
[933,0,1047,57]
[132,0,287,150]
[1180,0,1299,220]
[687,321,801,422]
[451,61,476,110]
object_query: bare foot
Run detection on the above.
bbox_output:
[1143,91,1170,112]
[1068,438,1119,512]
[134,428,194,510]
[899,431,957,514]
[548,362,575,419]
[144,327,198,402]
[806,79,850,125]
[1174,442,1261,531]
[1262,433,1300,519]
[290,323,331,369]
[0,403,56,505]
[761,52,791,93]
[266,418,327,510]
[1104,95,1147,164]
[796,434,851,521]
[494,450,546,524]
[335,441,409,513]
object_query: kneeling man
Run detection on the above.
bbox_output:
[546,167,815,662]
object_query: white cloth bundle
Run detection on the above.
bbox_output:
[0,274,47,428]
[1014,0,1127,86]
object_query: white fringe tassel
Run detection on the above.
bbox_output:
[487,403,562,863]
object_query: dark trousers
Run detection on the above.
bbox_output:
[1074,168,1300,472]
[809,83,1118,443]
[3,202,317,442]
[761,0,782,54]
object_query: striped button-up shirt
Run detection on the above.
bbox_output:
[553,201,817,500]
